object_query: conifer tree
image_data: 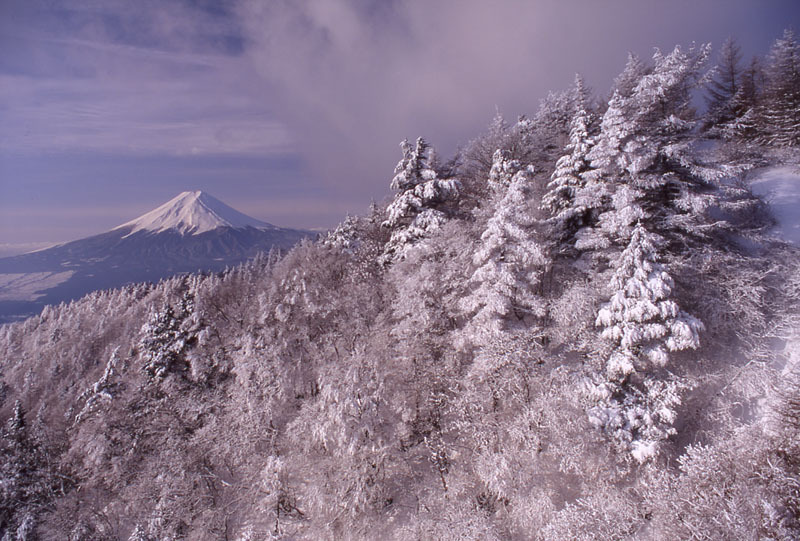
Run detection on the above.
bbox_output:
[704,37,744,129]
[322,214,361,254]
[381,138,460,263]
[571,90,633,252]
[612,52,649,98]
[0,401,65,537]
[574,44,716,254]
[542,74,596,234]
[590,223,703,462]
[139,288,200,380]
[6,400,24,438]
[595,223,703,381]
[715,56,763,140]
[533,89,576,154]
[461,150,548,352]
[757,29,800,146]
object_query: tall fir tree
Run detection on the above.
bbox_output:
[590,223,702,462]
[574,44,717,255]
[704,37,744,129]
[596,223,703,381]
[612,52,650,99]
[542,74,596,235]
[716,56,764,140]
[461,150,548,357]
[381,138,460,264]
[757,29,800,146]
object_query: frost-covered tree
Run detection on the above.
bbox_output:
[0,401,66,538]
[542,75,596,234]
[139,303,185,379]
[571,90,632,252]
[596,223,703,380]
[127,524,156,541]
[574,44,717,255]
[458,112,511,186]
[322,214,361,254]
[74,348,121,423]
[589,223,703,461]
[460,150,548,354]
[533,88,577,155]
[380,138,460,264]
[651,360,800,539]
[713,77,761,141]
[139,285,201,380]
[285,350,394,538]
[587,375,685,463]
[612,52,650,99]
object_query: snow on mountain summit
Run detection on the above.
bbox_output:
[115,191,276,236]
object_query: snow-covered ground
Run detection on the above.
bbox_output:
[750,165,800,245]
[750,166,800,413]
[0,271,74,301]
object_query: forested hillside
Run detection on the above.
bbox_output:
[1,32,800,540]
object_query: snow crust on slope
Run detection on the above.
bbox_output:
[750,166,800,245]
[0,271,74,301]
[114,191,276,237]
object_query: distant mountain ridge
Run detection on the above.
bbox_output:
[0,192,313,323]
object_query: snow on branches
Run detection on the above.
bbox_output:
[542,75,596,236]
[597,223,703,379]
[380,138,460,264]
[139,286,202,380]
[589,223,703,462]
[460,150,548,356]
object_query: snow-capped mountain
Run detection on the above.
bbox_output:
[0,192,314,323]
[114,191,277,236]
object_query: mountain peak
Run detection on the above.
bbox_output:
[114,191,276,236]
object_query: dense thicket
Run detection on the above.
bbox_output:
[1,30,800,540]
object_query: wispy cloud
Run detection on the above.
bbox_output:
[236,0,797,196]
[0,0,290,156]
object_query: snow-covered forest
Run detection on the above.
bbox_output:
[2,30,800,540]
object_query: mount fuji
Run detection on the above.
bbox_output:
[0,191,314,323]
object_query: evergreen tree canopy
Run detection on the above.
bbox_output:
[381,137,460,263]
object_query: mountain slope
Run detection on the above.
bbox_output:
[0,192,313,323]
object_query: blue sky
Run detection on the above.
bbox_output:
[1,0,798,250]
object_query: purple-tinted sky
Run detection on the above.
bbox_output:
[1,0,798,249]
